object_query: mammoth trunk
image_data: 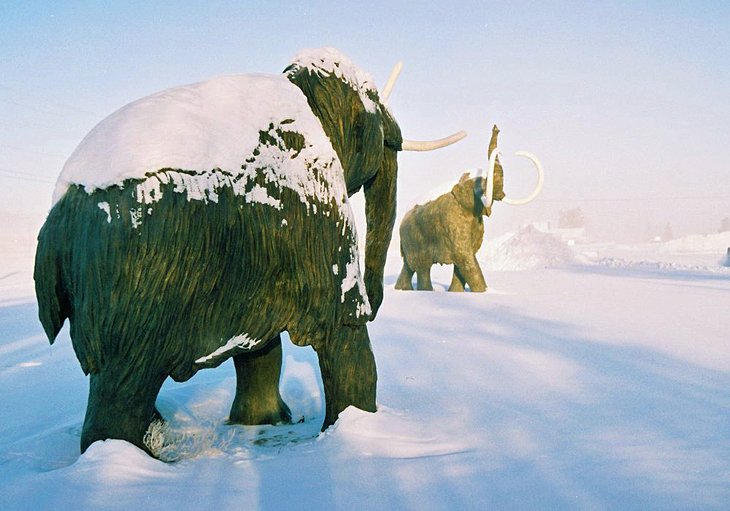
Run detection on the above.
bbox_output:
[285,51,403,320]
[363,149,398,317]
[316,324,377,429]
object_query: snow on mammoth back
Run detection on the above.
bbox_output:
[52,73,346,211]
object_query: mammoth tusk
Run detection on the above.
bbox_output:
[381,61,403,104]
[381,61,466,151]
[481,147,500,209]
[401,131,468,151]
[502,151,545,205]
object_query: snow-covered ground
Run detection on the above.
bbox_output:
[1,218,729,510]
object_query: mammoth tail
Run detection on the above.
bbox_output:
[34,221,70,344]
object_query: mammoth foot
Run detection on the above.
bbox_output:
[395,264,414,290]
[81,370,166,456]
[394,278,413,290]
[451,261,487,292]
[228,394,293,426]
[229,337,292,426]
[448,281,487,292]
[82,409,163,456]
[414,267,434,290]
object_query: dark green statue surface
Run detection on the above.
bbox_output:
[34,48,463,456]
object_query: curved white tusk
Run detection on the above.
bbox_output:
[502,151,545,205]
[381,61,403,104]
[381,62,466,151]
[482,147,500,209]
[401,130,467,151]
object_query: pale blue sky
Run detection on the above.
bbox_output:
[2,1,729,240]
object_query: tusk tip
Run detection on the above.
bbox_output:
[401,130,468,152]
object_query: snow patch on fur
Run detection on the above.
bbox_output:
[97,202,111,223]
[195,334,262,365]
[289,47,378,113]
[53,73,339,208]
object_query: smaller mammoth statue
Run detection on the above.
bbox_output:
[395,125,544,292]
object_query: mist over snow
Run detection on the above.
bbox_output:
[477,224,730,273]
[2,210,729,510]
[661,231,730,254]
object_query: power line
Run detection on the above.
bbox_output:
[0,83,100,118]
[0,143,68,160]
[0,97,97,132]
[0,168,56,184]
[0,84,102,134]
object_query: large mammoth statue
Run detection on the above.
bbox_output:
[34,48,466,455]
[395,125,544,292]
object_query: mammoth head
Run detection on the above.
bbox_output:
[284,49,465,193]
[284,48,466,317]
[284,49,401,194]
[481,124,544,215]
[451,172,502,218]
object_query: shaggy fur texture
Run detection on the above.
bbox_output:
[395,126,504,292]
[35,49,401,455]
[38,173,363,378]
[286,61,402,316]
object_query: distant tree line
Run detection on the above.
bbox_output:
[558,208,585,229]
[720,217,730,233]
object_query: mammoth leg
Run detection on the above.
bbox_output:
[229,333,292,425]
[457,255,487,292]
[317,325,377,430]
[449,266,467,292]
[415,265,434,291]
[81,363,167,455]
[394,260,415,290]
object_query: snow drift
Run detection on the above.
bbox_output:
[2,214,729,510]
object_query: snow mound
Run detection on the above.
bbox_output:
[660,231,730,253]
[72,440,174,481]
[482,225,579,271]
[53,74,333,203]
[323,406,471,459]
[592,232,730,271]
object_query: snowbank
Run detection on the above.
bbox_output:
[52,47,374,212]
[660,231,730,253]
[2,266,729,510]
[478,225,730,274]
[481,225,580,271]
[593,231,730,272]
[3,214,730,510]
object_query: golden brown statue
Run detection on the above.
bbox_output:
[395,125,544,292]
